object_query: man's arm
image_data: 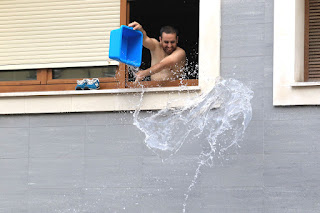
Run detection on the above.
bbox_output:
[134,48,186,83]
[128,21,158,51]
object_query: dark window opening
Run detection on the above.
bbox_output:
[129,0,200,81]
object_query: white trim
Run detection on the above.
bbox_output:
[0,60,119,71]
[198,0,221,94]
[291,82,320,87]
[0,86,201,97]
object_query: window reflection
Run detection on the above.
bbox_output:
[0,70,37,81]
[52,66,117,79]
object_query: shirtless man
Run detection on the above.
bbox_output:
[128,22,186,83]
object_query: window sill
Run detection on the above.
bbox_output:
[0,85,203,114]
[291,82,320,87]
[0,86,201,97]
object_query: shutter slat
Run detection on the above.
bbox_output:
[308,58,320,62]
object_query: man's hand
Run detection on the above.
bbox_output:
[128,21,143,31]
[134,71,146,84]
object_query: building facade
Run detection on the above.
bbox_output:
[1,0,320,212]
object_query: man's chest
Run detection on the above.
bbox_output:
[150,48,168,65]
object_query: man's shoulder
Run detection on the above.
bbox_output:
[144,37,159,51]
[177,46,184,51]
[150,38,160,46]
[174,47,186,57]
[147,38,160,51]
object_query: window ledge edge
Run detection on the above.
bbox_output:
[291,82,320,87]
[0,86,201,98]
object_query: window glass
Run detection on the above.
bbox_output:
[52,66,117,79]
[0,70,37,81]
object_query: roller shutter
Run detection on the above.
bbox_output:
[0,0,120,70]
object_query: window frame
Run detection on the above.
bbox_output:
[0,0,128,93]
[0,65,125,93]
[273,0,320,106]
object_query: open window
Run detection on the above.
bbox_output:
[127,0,199,87]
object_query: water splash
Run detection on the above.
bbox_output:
[128,65,140,74]
[133,77,253,212]
[133,78,253,160]
[128,65,141,82]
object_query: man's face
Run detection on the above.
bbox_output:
[159,33,178,55]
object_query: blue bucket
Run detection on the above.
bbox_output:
[109,25,143,67]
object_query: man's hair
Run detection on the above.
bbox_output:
[160,26,179,37]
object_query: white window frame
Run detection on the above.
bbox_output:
[0,0,221,114]
[273,0,320,105]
